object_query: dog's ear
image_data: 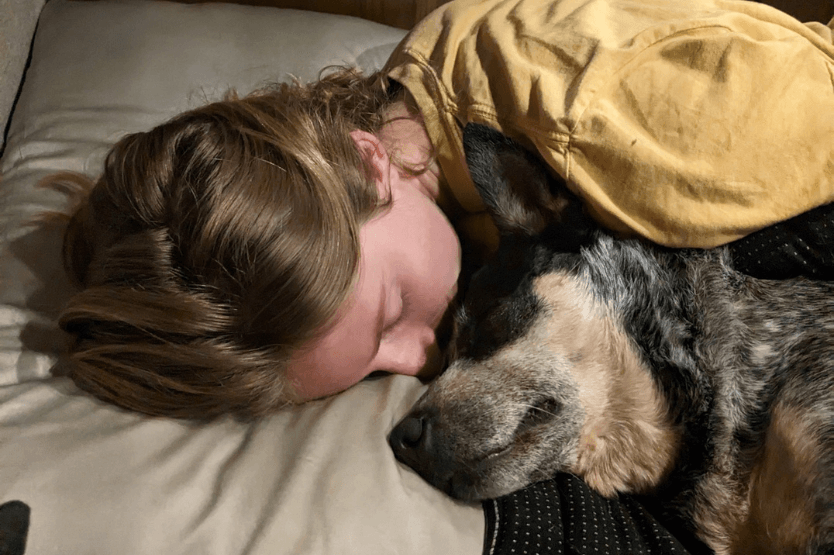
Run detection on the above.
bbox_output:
[463,123,592,247]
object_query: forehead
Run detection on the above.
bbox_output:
[438,269,612,413]
[447,267,613,386]
[532,272,600,321]
[455,245,582,359]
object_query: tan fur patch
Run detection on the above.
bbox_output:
[533,273,680,496]
[730,402,819,555]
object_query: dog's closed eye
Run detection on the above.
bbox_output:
[516,397,561,435]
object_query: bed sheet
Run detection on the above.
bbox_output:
[0,1,484,553]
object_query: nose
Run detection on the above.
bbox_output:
[389,410,465,497]
[376,328,443,379]
[389,412,434,473]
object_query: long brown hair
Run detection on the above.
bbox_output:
[49,67,403,420]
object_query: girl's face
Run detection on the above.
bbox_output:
[287,132,461,400]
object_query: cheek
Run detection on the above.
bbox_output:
[436,212,462,276]
[409,211,461,321]
[286,361,369,400]
[418,208,461,287]
[286,332,378,400]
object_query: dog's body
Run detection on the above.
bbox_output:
[390,124,834,555]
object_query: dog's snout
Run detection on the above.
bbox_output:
[390,410,472,496]
[390,412,451,483]
[390,414,427,451]
[390,413,435,470]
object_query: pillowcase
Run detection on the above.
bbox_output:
[0,0,47,151]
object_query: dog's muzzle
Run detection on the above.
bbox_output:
[389,411,471,497]
[389,412,435,472]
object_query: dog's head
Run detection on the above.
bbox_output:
[389,124,597,500]
[389,125,677,501]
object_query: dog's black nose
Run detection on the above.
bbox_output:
[390,414,428,450]
[390,412,466,497]
[388,414,438,477]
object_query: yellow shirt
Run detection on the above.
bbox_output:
[386,0,834,249]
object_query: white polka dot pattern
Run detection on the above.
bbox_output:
[483,474,702,555]
[729,202,834,280]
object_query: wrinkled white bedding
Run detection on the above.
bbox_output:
[0,1,484,552]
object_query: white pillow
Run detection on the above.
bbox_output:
[0,1,484,553]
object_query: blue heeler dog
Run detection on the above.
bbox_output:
[390,124,834,555]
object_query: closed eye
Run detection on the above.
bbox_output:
[380,289,408,341]
[375,288,408,358]
[516,397,561,435]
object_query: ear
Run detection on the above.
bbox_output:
[350,130,390,185]
[463,123,591,246]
